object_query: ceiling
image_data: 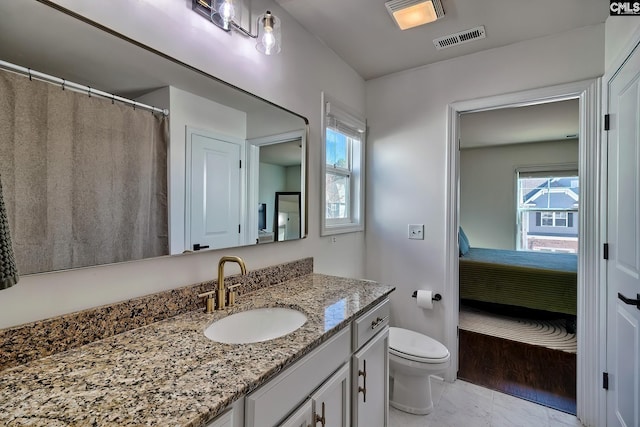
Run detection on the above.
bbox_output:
[0,1,596,146]
[260,140,303,166]
[276,0,594,144]
[276,0,609,80]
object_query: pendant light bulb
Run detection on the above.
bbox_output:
[256,11,281,55]
[213,0,236,30]
[261,27,276,54]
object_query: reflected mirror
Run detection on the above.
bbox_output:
[274,192,302,241]
[0,1,307,275]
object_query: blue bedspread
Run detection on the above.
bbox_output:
[461,247,577,273]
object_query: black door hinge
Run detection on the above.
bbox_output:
[603,372,609,390]
[239,160,242,168]
[238,224,241,233]
[604,243,609,260]
[604,114,610,131]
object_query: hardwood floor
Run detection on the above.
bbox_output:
[458,329,576,414]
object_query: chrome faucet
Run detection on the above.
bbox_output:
[217,256,247,310]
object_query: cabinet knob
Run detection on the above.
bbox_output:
[314,401,326,426]
[358,359,367,403]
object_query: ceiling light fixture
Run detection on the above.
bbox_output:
[192,0,281,55]
[385,0,445,30]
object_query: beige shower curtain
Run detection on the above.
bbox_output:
[0,70,168,274]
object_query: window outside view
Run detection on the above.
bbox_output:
[516,175,579,253]
[325,127,352,221]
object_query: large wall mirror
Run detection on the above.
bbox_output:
[0,1,308,275]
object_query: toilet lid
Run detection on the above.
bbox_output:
[389,327,449,361]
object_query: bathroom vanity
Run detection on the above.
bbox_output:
[0,272,393,427]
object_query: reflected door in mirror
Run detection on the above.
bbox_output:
[186,128,243,251]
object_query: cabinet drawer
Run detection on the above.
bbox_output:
[352,298,390,350]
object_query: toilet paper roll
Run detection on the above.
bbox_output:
[415,290,434,310]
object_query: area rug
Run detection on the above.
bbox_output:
[459,306,577,353]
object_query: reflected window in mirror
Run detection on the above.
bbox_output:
[321,93,366,236]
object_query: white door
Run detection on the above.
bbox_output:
[187,129,243,251]
[606,39,640,427]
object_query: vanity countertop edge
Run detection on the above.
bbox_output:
[0,273,395,427]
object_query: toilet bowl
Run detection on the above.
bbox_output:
[388,327,450,415]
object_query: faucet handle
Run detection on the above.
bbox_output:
[227,283,242,307]
[197,290,217,313]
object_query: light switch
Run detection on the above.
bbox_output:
[408,224,424,240]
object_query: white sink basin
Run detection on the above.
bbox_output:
[204,307,307,344]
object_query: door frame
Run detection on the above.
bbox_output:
[445,79,602,425]
[247,129,307,245]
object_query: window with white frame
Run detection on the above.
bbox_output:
[516,167,579,253]
[321,93,365,235]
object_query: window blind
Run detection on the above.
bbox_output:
[325,101,366,136]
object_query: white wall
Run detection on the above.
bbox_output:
[0,0,366,329]
[246,107,305,140]
[286,166,302,192]
[459,140,579,250]
[605,17,640,70]
[259,163,286,232]
[364,24,604,345]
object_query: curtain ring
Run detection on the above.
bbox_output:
[61,79,66,91]
[28,68,32,81]
[87,86,91,97]
[151,106,155,115]
[112,94,115,105]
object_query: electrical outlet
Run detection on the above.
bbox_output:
[408,224,424,240]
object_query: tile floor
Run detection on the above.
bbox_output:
[389,378,584,427]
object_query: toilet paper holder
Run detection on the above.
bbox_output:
[411,291,442,301]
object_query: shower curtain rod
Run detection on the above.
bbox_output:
[0,59,169,116]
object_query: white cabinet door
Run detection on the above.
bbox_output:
[281,399,313,427]
[205,408,233,427]
[245,328,351,427]
[352,328,388,427]
[311,363,350,427]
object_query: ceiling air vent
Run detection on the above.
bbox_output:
[433,26,486,50]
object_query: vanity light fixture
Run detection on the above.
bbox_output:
[385,0,445,30]
[193,0,281,55]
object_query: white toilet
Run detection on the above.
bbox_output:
[388,327,450,415]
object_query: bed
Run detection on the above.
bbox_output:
[459,246,577,318]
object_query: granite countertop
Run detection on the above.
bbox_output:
[0,274,394,427]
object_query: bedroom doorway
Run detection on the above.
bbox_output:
[444,79,602,426]
[456,101,579,413]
